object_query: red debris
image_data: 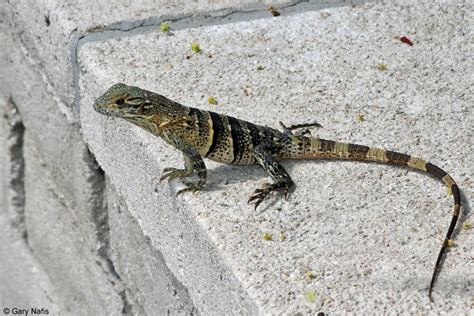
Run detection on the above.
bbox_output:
[399,35,414,46]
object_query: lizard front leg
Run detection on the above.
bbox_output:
[160,136,207,195]
[248,142,295,209]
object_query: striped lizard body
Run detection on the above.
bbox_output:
[94,83,461,300]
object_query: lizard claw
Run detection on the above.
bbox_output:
[160,167,191,182]
[248,183,273,210]
[248,182,293,210]
[248,191,268,210]
[176,182,202,196]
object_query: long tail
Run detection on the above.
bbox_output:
[288,136,461,298]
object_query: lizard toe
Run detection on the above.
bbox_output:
[176,182,202,196]
[160,167,192,182]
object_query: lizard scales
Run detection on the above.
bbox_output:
[94,83,461,299]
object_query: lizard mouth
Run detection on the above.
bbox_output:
[92,100,102,112]
[93,100,124,118]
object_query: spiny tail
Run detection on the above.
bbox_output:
[288,136,461,299]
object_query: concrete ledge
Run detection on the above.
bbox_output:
[79,0,472,314]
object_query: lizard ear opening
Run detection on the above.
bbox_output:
[115,98,125,105]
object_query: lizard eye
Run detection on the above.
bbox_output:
[115,98,125,105]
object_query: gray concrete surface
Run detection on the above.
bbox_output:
[79,0,473,314]
[105,177,198,314]
[0,214,58,312]
[1,11,136,315]
[0,96,57,312]
[22,131,123,314]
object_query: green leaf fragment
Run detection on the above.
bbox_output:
[207,96,218,105]
[356,113,365,122]
[160,22,170,32]
[377,63,388,71]
[191,42,201,53]
[256,65,264,71]
[263,232,273,241]
[305,290,316,303]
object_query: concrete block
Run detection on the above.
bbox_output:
[79,0,472,314]
[0,22,104,223]
[0,96,56,313]
[105,177,197,315]
[0,23,140,315]
[23,130,124,314]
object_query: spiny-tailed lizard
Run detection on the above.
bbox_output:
[94,83,461,300]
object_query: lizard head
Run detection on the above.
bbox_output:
[94,83,189,134]
[93,83,155,118]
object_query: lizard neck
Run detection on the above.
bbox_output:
[124,114,162,136]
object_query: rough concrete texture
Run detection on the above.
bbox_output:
[80,0,473,314]
[3,0,355,120]
[0,215,58,311]
[23,131,124,314]
[0,25,101,218]
[105,177,198,314]
[0,96,56,310]
[1,15,131,314]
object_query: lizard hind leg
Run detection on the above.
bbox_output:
[249,142,295,209]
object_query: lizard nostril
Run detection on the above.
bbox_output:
[115,98,125,105]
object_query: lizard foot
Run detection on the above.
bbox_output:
[248,182,292,210]
[176,182,203,196]
[160,167,192,182]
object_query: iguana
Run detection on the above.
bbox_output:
[94,83,461,299]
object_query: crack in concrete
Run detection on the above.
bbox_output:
[86,159,145,314]
[2,96,27,243]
